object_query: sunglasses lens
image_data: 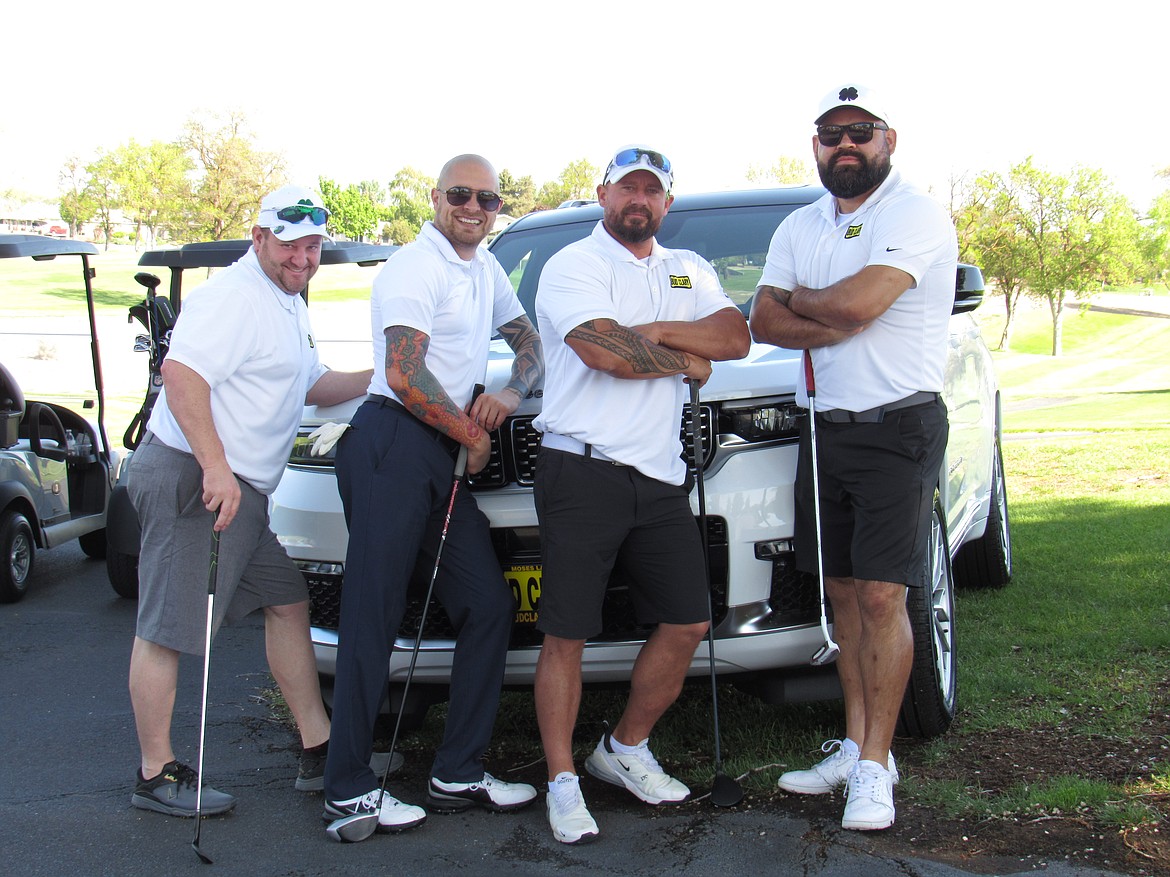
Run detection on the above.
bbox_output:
[817,126,844,147]
[846,123,874,144]
[276,205,328,225]
[613,148,671,174]
[476,191,502,211]
[444,187,473,207]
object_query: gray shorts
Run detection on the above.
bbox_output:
[533,448,710,640]
[128,434,307,655]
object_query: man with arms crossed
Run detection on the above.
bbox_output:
[749,84,958,830]
[322,154,542,840]
[128,186,371,817]
[534,145,751,844]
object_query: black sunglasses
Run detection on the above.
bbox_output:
[441,187,502,212]
[816,122,889,147]
[275,203,329,225]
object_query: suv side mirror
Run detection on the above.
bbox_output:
[952,264,985,315]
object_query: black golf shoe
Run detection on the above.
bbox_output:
[131,760,236,817]
[296,740,406,792]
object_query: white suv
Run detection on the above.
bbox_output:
[270,186,1011,738]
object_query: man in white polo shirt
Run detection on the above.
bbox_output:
[749,84,958,831]
[533,145,751,844]
[322,154,542,842]
[127,185,374,819]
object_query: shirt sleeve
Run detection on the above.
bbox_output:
[865,195,958,286]
[374,246,448,336]
[489,257,528,330]
[165,283,260,388]
[536,246,617,340]
[688,253,738,320]
[758,217,798,292]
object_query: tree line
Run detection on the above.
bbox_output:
[51,113,1170,357]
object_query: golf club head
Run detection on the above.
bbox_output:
[325,812,378,844]
[711,771,744,808]
[191,840,212,865]
[811,639,840,666]
[134,271,162,292]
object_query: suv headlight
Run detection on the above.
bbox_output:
[719,397,805,445]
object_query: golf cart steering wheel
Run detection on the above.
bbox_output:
[25,402,69,462]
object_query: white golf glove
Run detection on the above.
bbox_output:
[308,422,350,456]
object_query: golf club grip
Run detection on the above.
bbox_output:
[207,529,220,596]
[453,383,487,480]
[803,350,815,396]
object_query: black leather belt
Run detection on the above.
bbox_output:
[817,391,939,424]
[366,394,461,455]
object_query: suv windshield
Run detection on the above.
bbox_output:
[489,201,809,319]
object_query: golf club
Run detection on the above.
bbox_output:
[689,379,744,807]
[191,527,220,865]
[804,353,840,666]
[326,385,483,843]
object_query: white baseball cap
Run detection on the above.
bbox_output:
[602,145,674,191]
[257,185,332,241]
[815,84,891,126]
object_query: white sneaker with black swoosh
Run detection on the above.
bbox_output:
[584,728,690,805]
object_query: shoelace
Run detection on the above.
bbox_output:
[820,739,846,756]
[626,744,666,775]
[551,778,583,815]
[845,767,886,802]
[160,762,198,787]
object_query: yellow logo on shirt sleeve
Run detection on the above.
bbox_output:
[844,224,863,239]
[669,275,692,288]
[307,334,315,348]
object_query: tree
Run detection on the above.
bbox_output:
[318,176,382,242]
[1008,159,1139,355]
[58,157,95,239]
[954,170,1033,350]
[117,140,193,249]
[182,111,287,241]
[383,167,434,241]
[83,149,122,251]
[746,156,814,186]
[537,159,602,208]
[1138,168,1170,291]
[498,169,537,218]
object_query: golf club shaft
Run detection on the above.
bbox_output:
[803,353,838,661]
[192,527,220,863]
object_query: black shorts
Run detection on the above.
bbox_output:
[533,448,710,640]
[794,397,948,587]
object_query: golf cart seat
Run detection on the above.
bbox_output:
[0,362,25,449]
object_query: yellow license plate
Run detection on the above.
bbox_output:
[505,564,541,626]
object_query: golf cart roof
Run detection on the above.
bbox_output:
[138,238,397,269]
[0,234,99,260]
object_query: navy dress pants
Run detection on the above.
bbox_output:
[324,400,514,800]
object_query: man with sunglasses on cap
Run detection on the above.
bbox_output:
[321,154,542,841]
[749,84,958,831]
[532,145,750,844]
[127,185,375,819]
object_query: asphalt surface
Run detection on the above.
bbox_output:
[0,542,1129,877]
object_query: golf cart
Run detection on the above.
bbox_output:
[0,235,119,601]
[105,238,398,598]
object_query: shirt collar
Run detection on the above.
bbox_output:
[590,220,667,265]
[817,167,903,223]
[241,247,300,313]
[419,220,488,268]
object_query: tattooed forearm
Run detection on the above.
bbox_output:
[384,326,483,444]
[567,319,690,376]
[497,316,544,399]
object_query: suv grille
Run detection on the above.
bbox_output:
[469,406,715,490]
[304,515,730,646]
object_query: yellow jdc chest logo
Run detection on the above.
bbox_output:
[669,275,692,288]
[844,224,863,239]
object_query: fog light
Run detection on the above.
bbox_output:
[754,539,793,560]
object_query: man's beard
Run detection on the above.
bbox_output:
[818,151,892,199]
[605,206,660,245]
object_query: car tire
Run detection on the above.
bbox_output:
[953,433,1012,589]
[897,495,957,738]
[1,510,36,603]
[106,548,139,599]
[78,528,108,560]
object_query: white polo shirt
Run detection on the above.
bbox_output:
[759,169,958,412]
[148,249,328,494]
[368,221,525,411]
[536,221,737,485]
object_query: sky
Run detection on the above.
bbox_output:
[4,0,1167,213]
